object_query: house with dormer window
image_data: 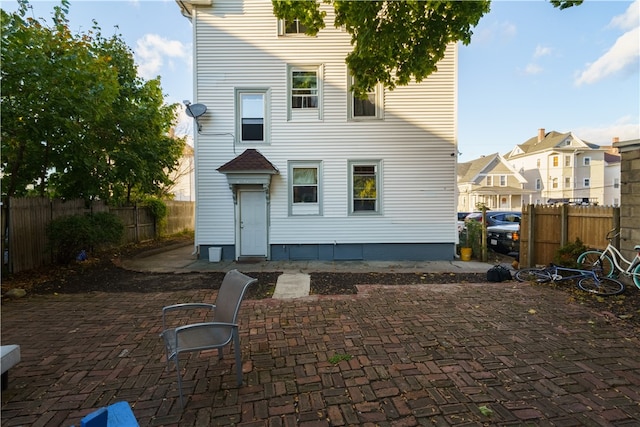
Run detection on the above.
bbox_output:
[176,0,459,261]
[457,153,531,212]
[504,129,620,206]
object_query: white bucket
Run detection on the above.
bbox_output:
[208,247,222,262]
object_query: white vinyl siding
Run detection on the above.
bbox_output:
[191,0,458,247]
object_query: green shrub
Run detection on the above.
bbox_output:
[144,197,168,235]
[554,238,588,268]
[47,212,124,263]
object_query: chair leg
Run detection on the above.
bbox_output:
[174,355,185,408]
[233,331,242,386]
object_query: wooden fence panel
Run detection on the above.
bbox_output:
[5,198,194,274]
[164,201,194,235]
[520,204,618,267]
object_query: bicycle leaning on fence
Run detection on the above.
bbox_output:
[576,229,640,289]
[515,264,625,296]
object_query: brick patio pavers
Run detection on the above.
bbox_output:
[1,282,639,426]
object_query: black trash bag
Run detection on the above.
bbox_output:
[487,265,512,282]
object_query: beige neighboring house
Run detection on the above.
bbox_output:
[166,128,195,201]
[504,129,621,206]
[457,153,530,212]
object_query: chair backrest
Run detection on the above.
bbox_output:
[214,269,257,324]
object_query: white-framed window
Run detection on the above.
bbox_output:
[500,175,507,186]
[289,161,322,216]
[583,157,591,166]
[565,155,571,167]
[552,177,558,189]
[535,178,541,190]
[584,178,590,187]
[614,178,620,189]
[486,175,493,186]
[347,74,383,120]
[565,177,571,188]
[236,89,270,143]
[349,160,381,214]
[287,64,322,121]
[278,18,307,35]
[552,156,559,167]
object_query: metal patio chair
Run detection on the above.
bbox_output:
[160,269,257,407]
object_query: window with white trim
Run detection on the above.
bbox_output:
[614,178,620,189]
[584,178,590,187]
[349,161,381,214]
[583,157,591,166]
[288,65,322,120]
[279,18,307,35]
[500,175,507,186]
[348,74,382,120]
[552,156,559,167]
[565,177,571,188]
[535,179,541,190]
[486,175,493,186]
[236,89,269,143]
[289,162,321,216]
[565,155,571,167]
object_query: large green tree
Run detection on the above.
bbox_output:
[1,0,183,204]
[273,0,582,98]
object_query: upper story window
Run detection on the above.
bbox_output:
[535,178,541,190]
[584,178,590,187]
[500,175,507,186]
[236,89,270,143]
[552,177,558,189]
[287,65,322,121]
[565,177,571,188]
[565,155,571,167]
[348,74,383,120]
[614,178,620,189]
[486,175,493,186]
[583,157,591,166]
[292,70,318,109]
[282,18,307,35]
[552,156,559,167]
[350,161,381,214]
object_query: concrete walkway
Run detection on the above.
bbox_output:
[3,246,639,426]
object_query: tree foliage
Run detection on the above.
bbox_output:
[1,0,184,204]
[273,0,582,98]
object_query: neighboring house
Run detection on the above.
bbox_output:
[457,153,531,212]
[164,128,195,202]
[504,129,621,206]
[176,0,459,261]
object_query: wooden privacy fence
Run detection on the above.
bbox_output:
[1,198,194,274]
[519,204,620,267]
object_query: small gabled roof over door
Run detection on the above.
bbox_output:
[217,149,279,201]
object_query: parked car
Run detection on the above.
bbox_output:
[457,212,470,233]
[464,211,521,227]
[487,223,520,255]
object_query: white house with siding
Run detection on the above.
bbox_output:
[504,129,620,207]
[176,0,459,261]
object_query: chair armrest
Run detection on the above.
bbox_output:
[162,303,216,331]
[175,321,238,334]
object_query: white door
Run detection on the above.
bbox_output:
[239,190,267,257]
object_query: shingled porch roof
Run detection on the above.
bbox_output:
[217,149,279,174]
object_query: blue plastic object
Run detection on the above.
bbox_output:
[80,402,138,427]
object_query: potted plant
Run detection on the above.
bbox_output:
[460,218,482,261]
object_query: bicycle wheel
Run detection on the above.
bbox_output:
[577,251,614,277]
[578,276,625,296]
[632,264,640,289]
[515,268,551,283]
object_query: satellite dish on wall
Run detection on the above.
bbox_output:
[183,100,207,132]
[185,103,207,118]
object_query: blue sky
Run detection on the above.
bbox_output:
[2,0,638,160]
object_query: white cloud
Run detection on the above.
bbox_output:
[524,63,543,75]
[533,45,552,58]
[575,116,640,145]
[608,0,640,31]
[575,26,640,85]
[472,21,517,45]
[575,2,640,86]
[134,34,192,80]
